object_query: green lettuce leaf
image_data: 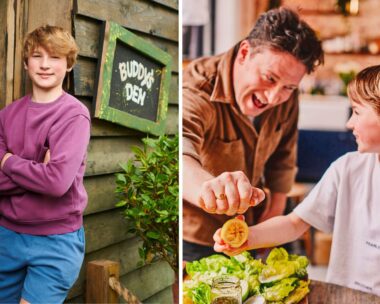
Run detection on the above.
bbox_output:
[259,261,296,283]
[187,282,211,304]
[186,254,231,276]
[283,280,310,304]
[289,255,309,269]
[247,275,261,296]
[266,247,289,265]
[262,277,298,301]
[259,248,309,283]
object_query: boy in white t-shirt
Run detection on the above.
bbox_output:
[213,65,380,296]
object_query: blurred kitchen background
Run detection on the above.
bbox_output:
[183,0,380,281]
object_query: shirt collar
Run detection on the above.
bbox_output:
[210,44,239,105]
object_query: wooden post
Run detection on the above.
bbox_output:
[0,0,16,108]
[86,260,120,303]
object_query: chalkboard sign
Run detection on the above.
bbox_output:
[93,21,172,135]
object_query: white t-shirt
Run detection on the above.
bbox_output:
[294,152,380,296]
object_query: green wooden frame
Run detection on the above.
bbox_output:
[93,21,172,135]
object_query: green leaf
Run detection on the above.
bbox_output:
[266,247,289,265]
[119,162,130,173]
[146,231,160,239]
[262,277,298,301]
[283,280,310,304]
[115,173,127,184]
[133,146,146,157]
[115,200,127,207]
[156,210,169,217]
[259,261,296,283]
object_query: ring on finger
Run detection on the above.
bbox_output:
[216,193,226,200]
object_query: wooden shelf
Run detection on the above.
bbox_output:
[325,52,380,56]
[295,9,361,16]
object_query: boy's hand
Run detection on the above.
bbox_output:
[198,171,265,216]
[1,153,13,169]
[213,215,250,256]
[43,149,51,164]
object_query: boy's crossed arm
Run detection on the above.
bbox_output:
[0,109,51,195]
[0,117,26,195]
[0,150,24,195]
[0,149,50,195]
[0,171,26,195]
[1,115,90,197]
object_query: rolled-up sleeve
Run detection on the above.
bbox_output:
[182,86,215,163]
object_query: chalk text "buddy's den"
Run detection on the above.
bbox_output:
[118,60,155,106]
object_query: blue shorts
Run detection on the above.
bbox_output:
[0,225,85,304]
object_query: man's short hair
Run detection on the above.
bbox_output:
[23,25,79,69]
[247,7,324,73]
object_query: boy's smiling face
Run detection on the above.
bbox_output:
[24,46,71,94]
[346,100,380,153]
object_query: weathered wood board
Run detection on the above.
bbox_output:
[75,0,178,41]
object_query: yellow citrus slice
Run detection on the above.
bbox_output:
[183,295,194,304]
[221,218,249,248]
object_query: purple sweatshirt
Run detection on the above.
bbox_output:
[0,92,90,235]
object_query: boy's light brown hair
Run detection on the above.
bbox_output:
[347,65,380,116]
[23,24,79,69]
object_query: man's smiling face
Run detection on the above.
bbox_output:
[233,41,307,117]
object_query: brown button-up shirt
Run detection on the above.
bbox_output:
[183,46,299,246]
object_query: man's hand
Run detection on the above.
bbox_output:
[198,171,265,216]
[43,149,50,164]
[1,153,13,169]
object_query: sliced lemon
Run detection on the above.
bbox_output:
[221,218,249,248]
[183,295,194,304]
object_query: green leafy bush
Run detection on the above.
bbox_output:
[115,135,179,272]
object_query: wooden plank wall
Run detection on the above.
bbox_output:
[0,0,16,107]
[0,0,9,108]
[66,0,178,302]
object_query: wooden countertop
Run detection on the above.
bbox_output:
[308,280,380,303]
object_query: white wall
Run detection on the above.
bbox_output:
[215,0,240,54]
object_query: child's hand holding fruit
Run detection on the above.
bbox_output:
[213,215,249,256]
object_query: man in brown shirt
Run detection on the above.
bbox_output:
[183,7,324,261]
